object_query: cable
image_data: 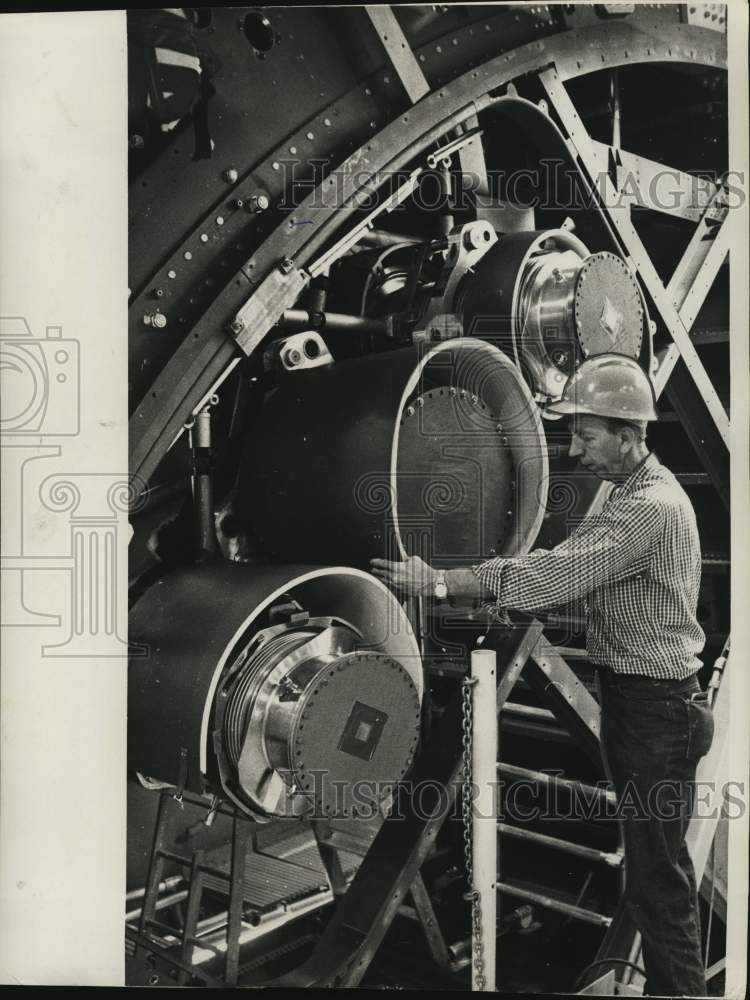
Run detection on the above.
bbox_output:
[573,957,647,992]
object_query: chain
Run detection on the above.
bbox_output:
[461,675,486,991]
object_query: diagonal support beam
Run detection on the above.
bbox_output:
[539,67,729,448]
[525,637,602,766]
[653,199,730,396]
[587,140,719,224]
[364,6,430,103]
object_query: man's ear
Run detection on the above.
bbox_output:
[619,426,636,453]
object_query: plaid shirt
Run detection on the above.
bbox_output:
[473,453,705,679]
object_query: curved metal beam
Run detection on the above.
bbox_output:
[129,18,725,496]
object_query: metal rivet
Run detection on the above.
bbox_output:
[216,216,224,226]
[200,233,209,243]
[224,168,238,183]
[184,251,192,260]
[306,131,314,140]
[167,270,176,279]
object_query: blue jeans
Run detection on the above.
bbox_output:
[597,669,715,997]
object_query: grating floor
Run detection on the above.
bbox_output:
[202,838,362,914]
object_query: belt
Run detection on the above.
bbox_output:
[595,666,703,699]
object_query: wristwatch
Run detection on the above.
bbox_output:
[434,570,448,601]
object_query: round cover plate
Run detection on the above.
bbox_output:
[574,252,643,359]
[293,651,420,818]
[397,388,514,565]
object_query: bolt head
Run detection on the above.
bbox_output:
[230,318,245,334]
[224,168,238,183]
[152,312,167,329]
[279,257,294,274]
[249,192,269,213]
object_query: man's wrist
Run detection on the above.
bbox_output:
[433,569,448,600]
[445,568,494,601]
[418,567,439,597]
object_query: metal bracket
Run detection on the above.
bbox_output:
[308,167,423,279]
[264,330,334,374]
[426,127,484,169]
[415,220,498,337]
[230,266,311,357]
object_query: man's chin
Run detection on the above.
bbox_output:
[580,463,608,480]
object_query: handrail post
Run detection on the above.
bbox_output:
[471,648,497,991]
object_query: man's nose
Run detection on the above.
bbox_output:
[569,436,583,458]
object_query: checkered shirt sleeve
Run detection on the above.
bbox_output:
[473,494,666,611]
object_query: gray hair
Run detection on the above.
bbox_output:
[604,417,648,441]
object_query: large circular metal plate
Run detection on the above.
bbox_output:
[574,251,644,359]
[391,339,549,563]
[397,387,514,564]
[292,651,420,818]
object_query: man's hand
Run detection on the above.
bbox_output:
[370,555,438,597]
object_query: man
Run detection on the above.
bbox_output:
[372,353,715,997]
